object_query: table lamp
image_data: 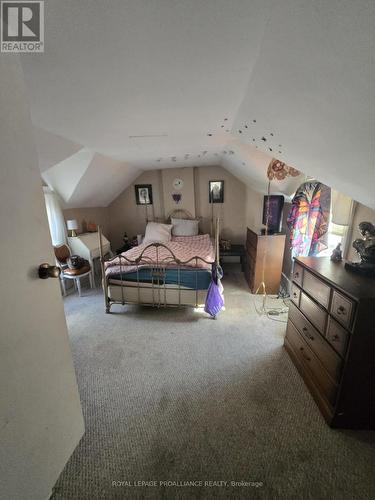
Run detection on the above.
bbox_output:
[67,219,78,237]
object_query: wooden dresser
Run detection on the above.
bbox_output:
[245,228,286,294]
[285,257,375,428]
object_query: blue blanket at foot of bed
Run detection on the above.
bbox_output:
[109,267,212,290]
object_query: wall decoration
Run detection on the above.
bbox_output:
[267,159,300,181]
[87,221,97,232]
[172,193,182,204]
[173,178,184,190]
[135,184,153,205]
[209,180,224,203]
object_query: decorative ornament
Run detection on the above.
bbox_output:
[345,221,375,277]
[87,221,97,232]
[172,193,182,204]
[267,159,300,181]
[330,243,342,262]
[173,178,184,190]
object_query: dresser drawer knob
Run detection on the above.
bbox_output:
[337,305,347,316]
[293,292,298,298]
[295,271,299,278]
[331,334,340,342]
[299,347,311,362]
[302,326,314,340]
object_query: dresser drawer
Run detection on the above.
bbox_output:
[330,290,355,330]
[326,317,350,358]
[285,320,337,405]
[300,292,327,333]
[292,262,303,286]
[303,270,331,309]
[291,284,301,307]
[288,303,342,382]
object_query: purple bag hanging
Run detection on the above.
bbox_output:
[204,264,224,317]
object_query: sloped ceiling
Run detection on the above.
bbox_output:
[21,0,375,208]
[34,127,81,173]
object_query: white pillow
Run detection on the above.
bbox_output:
[171,218,199,236]
[143,222,172,243]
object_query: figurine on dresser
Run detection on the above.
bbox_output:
[345,221,375,277]
[330,243,342,262]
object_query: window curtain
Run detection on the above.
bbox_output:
[331,190,353,226]
[287,181,331,258]
[43,187,67,246]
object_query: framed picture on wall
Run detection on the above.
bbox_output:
[135,184,153,205]
[209,180,224,203]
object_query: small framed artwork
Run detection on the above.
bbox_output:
[135,184,153,205]
[209,180,224,203]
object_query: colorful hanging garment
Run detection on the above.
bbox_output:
[287,181,331,258]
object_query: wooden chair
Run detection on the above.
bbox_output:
[54,244,93,297]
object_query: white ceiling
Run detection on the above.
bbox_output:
[21,0,375,208]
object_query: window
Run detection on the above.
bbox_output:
[317,189,353,258]
[317,220,347,257]
[43,186,67,245]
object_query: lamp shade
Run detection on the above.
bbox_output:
[66,219,78,231]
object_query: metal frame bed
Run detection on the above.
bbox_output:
[98,210,220,314]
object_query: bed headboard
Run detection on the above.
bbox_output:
[149,210,219,248]
[166,209,196,222]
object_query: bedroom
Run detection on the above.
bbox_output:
[2,1,375,500]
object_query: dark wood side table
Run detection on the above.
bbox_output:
[220,244,246,271]
[116,236,140,255]
[116,243,131,254]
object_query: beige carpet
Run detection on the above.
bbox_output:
[51,265,375,499]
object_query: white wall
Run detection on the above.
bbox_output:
[0,54,84,500]
[108,170,164,250]
[195,166,248,242]
[162,167,196,217]
[245,185,264,234]
[233,0,375,209]
[63,206,110,238]
[108,165,262,248]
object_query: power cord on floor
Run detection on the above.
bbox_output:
[250,179,292,323]
[252,292,289,323]
[267,311,289,323]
